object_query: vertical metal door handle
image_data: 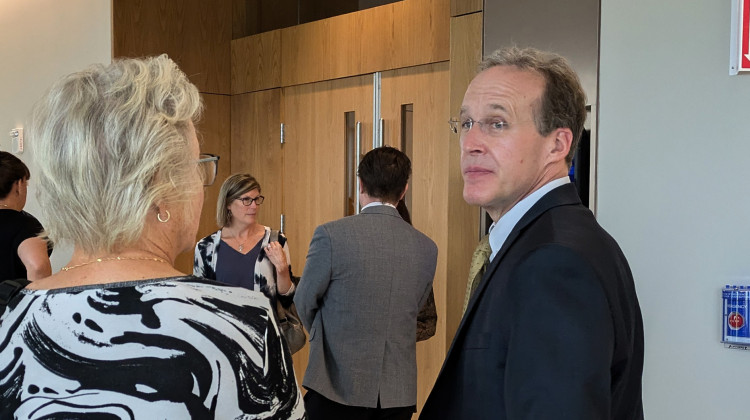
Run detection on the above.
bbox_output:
[379,118,384,147]
[355,121,362,214]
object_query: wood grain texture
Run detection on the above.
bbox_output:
[445,11,483,349]
[230,89,283,231]
[113,0,232,95]
[231,30,282,94]
[232,0,249,39]
[281,75,373,383]
[451,0,482,17]
[278,0,450,87]
[174,93,232,274]
[380,62,450,412]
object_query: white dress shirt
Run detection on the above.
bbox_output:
[488,176,571,261]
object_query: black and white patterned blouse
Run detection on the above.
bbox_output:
[0,276,305,419]
[194,227,295,309]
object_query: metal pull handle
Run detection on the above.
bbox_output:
[355,121,362,214]
[379,118,384,147]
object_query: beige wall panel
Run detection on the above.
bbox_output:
[451,0,483,17]
[174,93,232,274]
[230,89,283,230]
[356,5,394,73]
[231,30,282,94]
[380,62,450,412]
[445,11,483,345]
[280,15,359,86]
[282,76,373,381]
[282,76,373,273]
[392,0,451,69]
[113,0,232,95]
[279,0,449,87]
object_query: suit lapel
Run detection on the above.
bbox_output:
[446,184,583,355]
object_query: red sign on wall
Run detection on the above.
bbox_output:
[741,0,750,70]
[731,0,750,74]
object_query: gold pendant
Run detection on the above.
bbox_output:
[239,244,244,252]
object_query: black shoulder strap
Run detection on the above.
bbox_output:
[0,279,31,313]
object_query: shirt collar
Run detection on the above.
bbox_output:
[361,201,397,211]
[488,176,571,261]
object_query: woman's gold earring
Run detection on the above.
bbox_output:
[157,209,171,223]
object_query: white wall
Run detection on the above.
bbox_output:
[599,0,750,418]
[483,0,599,107]
[0,0,112,271]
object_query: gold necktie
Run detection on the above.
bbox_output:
[462,234,491,314]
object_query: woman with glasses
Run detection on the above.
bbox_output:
[0,56,304,419]
[193,174,295,309]
[0,151,52,281]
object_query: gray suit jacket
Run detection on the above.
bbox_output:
[295,205,438,408]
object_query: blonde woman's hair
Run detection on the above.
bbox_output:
[216,174,261,228]
[29,55,203,254]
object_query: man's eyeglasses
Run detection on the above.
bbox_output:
[198,154,220,186]
[236,195,265,206]
[449,118,511,137]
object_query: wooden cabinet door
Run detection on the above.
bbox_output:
[175,93,231,274]
[282,75,373,380]
[282,75,373,273]
[231,89,283,230]
[380,62,451,411]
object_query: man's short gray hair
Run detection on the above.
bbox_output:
[29,55,203,254]
[480,47,587,165]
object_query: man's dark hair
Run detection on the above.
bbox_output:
[358,146,411,203]
[0,151,30,199]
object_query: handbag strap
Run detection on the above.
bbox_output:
[0,278,31,315]
[269,229,279,244]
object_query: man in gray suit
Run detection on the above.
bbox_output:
[295,146,438,420]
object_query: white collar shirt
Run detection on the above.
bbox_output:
[360,201,397,211]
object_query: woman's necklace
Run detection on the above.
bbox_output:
[227,226,258,252]
[61,256,169,272]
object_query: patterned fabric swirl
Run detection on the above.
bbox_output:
[0,276,305,419]
[194,227,295,311]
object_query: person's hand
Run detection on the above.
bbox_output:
[265,241,289,272]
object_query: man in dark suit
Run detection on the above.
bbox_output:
[420,47,644,419]
[296,146,438,420]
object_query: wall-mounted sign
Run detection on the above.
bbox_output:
[730,0,750,74]
[723,285,750,348]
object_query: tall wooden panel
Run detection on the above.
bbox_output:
[445,11,483,346]
[174,93,232,274]
[113,0,232,95]
[380,62,450,411]
[231,89,284,230]
[282,75,373,382]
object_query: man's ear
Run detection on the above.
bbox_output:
[399,184,409,201]
[548,127,573,164]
